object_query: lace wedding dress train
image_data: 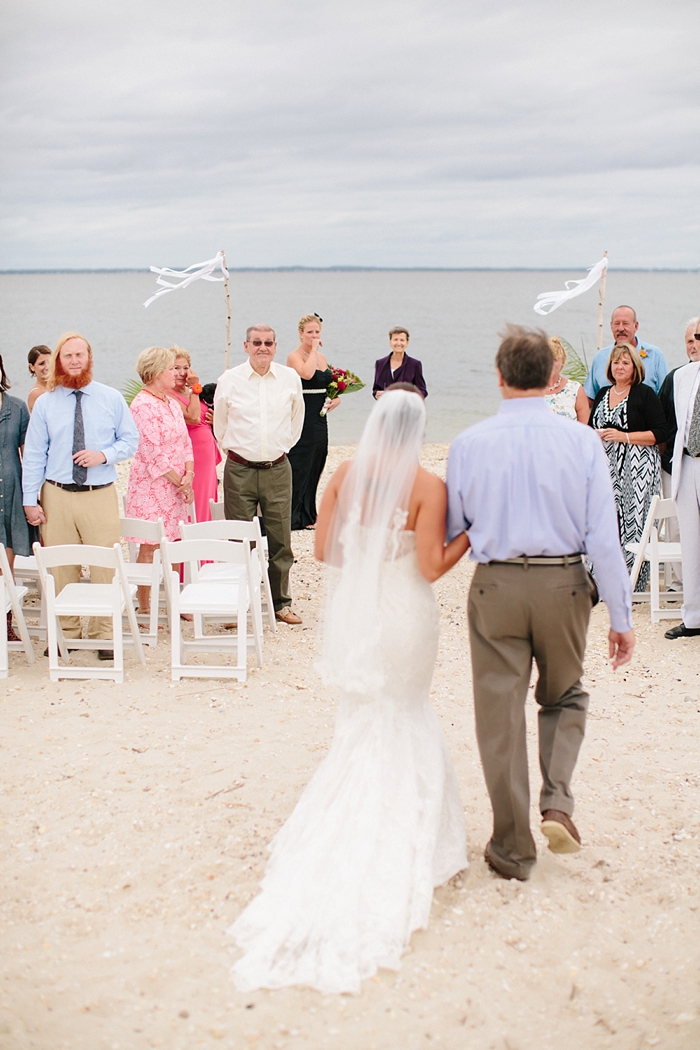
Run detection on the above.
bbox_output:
[229,535,467,994]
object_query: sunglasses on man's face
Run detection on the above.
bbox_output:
[694,333,700,340]
[249,340,275,347]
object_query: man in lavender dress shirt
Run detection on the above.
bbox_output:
[447,325,635,882]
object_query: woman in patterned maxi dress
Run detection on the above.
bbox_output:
[589,344,667,592]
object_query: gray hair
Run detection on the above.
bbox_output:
[245,324,276,342]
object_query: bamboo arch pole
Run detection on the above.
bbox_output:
[221,249,232,371]
[596,250,608,352]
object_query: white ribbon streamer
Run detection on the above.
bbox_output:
[144,251,229,308]
[533,256,608,316]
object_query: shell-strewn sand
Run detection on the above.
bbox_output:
[1,445,699,1050]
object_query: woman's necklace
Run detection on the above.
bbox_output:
[548,378,564,392]
[144,386,168,403]
[613,386,630,396]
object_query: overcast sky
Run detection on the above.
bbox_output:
[1,0,699,269]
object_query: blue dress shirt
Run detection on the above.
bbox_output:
[22,382,139,505]
[446,397,633,632]
[583,340,667,399]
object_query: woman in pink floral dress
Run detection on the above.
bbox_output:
[125,346,194,611]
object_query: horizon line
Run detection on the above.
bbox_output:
[1,265,699,275]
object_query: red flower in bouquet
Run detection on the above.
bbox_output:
[320,366,365,415]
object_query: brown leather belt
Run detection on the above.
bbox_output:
[46,479,113,493]
[227,451,286,470]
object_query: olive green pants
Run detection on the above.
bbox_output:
[223,456,293,611]
[468,560,596,879]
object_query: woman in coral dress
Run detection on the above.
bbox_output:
[125,346,194,611]
[168,346,221,522]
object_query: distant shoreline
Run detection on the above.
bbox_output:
[2,267,699,275]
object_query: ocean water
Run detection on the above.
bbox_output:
[0,269,697,444]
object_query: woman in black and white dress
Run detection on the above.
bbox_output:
[589,342,667,591]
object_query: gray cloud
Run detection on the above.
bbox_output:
[1,0,699,267]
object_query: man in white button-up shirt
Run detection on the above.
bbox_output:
[214,325,304,624]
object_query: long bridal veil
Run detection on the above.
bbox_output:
[316,389,427,697]
[229,389,467,994]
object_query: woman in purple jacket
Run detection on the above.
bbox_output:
[373,327,428,399]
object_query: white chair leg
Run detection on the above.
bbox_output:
[45,576,63,682]
[169,571,183,681]
[9,588,35,666]
[650,532,660,624]
[112,579,124,682]
[237,587,247,682]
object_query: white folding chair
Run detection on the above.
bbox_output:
[626,495,683,622]
[162,537,261,681]
[208,499,270,558]
[33,542,146,682]
[0,546,35,677]
[120,517,166,646]
[209,499,225,521]
[12,553,46,641]
[179,517,276,633]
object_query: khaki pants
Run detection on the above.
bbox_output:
[223,456,293,611]
[468,560,595,880]
[40,482,121,639]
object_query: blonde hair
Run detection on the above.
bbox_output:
[548,336,567,365]
[136,346,176,385]
[47,332,92,390]
[606,343,645,386]
[170,345,191,366]
[298,314,322,335]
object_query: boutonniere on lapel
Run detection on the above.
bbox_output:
[639,347,648,358]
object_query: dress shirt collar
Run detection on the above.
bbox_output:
[244,360,280,380]
[498,395,548,415]
[55,381,96,397]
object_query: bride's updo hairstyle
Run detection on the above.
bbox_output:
[318,388,426,695]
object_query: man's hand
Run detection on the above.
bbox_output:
[608,628,635,670]
[24,505,46,526]
[73,450,107,468]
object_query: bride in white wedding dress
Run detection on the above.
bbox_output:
[228,387,470,994]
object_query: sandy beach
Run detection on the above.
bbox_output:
[1,443,699,1050]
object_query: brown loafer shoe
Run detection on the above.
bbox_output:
[275,607,302,625]
[541,809,581,853]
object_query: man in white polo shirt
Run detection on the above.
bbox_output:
[214,324,305,624]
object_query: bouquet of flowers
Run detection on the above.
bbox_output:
[320,367,365,416]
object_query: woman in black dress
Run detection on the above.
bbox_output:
[287,314,340,530]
